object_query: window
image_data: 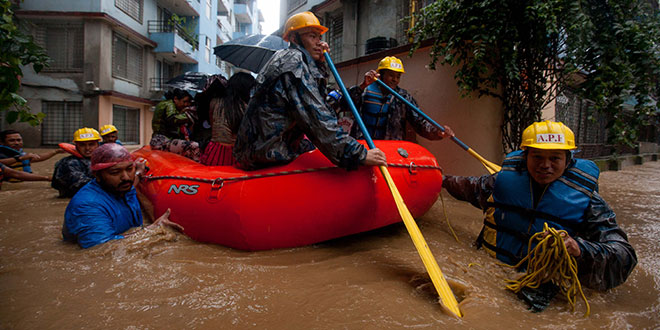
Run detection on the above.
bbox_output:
[206,0,212,20]
[325,12,343,62]
[112,33,143,84]
[112,105,140,144]
[205,36,211,63]
[41,101,83,145]
[115,0,143,23]
[29,22,83,71]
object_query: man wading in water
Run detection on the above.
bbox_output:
[62,143,182,248]
[442,121,637,311]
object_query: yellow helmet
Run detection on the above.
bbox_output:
[73,127,102,142]
[99,124,118,136]
[520,121,576,150]
[377,56,405,73]
[283,11,328,42]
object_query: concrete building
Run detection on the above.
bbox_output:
[10,0,262,147]
[282,0,503,176]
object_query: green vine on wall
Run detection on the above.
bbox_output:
[408,0,660,151]
[168,14,199,51]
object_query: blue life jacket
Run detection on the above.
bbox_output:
[0,145,31,174]
[362,83,394,139]
[478,150,600,265]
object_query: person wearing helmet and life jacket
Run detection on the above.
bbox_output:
[52,128,102,197]
[233,11,386,170]
[330,56,454,142]
[442,121,636,308]
[99,124,123,145]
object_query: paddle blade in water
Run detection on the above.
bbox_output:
[379,165,462,317]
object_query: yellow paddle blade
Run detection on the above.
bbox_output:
[466,148,501,174]
[379,165,462,317]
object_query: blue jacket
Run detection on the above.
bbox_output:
[63,180,143,248]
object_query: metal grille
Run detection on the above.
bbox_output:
[556,88,609,158]
[115,0,143,23]
[396,1,411,46]
[326,12,343,62]
[112,105,140,144]
[41,101,83,145]
[112,33,143,85]
[31,22,83,71]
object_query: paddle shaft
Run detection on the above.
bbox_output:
[374,80,469,148]
[324,52,462,318]
[374,79,501,174]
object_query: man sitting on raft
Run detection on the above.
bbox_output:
[333,56,455,142]
[442,121,636,310]
[62,143,182,248]
[233,11,386,171]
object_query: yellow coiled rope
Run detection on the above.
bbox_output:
[439,193,460,243]
[504,222,590,316]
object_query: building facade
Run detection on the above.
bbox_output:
[11,0,262,147]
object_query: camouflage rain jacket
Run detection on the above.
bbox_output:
[442,173,637,291]
[233,43,367,170]
[152,99,194,140]
[345,85,443,141]
[51,155,93,198]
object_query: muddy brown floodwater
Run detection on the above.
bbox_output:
[1,150,658,329]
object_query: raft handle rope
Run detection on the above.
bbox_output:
[144,162,442,186]
[503,222,590,316]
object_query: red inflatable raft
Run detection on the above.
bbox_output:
[133,140,442,251]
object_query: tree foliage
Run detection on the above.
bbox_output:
[409,0,660,151]
[0,0,49,126]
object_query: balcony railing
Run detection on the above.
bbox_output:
[150,77,168,92]
[148,20,197,50]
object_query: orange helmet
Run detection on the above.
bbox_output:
[283,11,328,42]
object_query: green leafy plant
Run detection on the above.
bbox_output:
[409,0,660,151]
[168,14,199,51]
[0,0,49,126]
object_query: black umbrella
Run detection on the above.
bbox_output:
[165,72,213,94]
[214,34,289,73]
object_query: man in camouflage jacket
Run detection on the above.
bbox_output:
[233,12,385,171]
